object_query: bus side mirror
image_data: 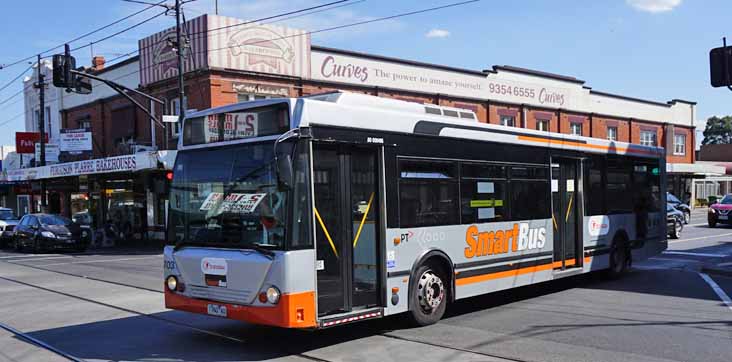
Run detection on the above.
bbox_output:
[276,154,293,190]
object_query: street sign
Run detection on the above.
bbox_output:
[163,115,179,123]
[35,143,59,163]
[710,45,732,87]
[15,132,48,154]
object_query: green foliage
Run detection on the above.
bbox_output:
[702,116,732,145]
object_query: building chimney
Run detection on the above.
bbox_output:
[92,56,105,71]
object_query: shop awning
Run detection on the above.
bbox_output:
[1,151,176,182]
[667,162,726,176]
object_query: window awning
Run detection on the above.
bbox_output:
[1,151,177,182]
[667,162,726,176]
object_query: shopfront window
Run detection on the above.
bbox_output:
[570,122,583,136]
[500,115,515,127]
[640,130,657,146]
[238,93,271,103]
[536,119,549,132]
[674,134,686,155]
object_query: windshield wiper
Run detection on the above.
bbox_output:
[173,240,276,259]
[239,242,276,259]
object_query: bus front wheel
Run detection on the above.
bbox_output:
[408,263,448,326]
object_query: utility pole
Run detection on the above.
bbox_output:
[175,0,185,148]
[35,54,47,212]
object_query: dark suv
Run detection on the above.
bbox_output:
[13,214,89,253]
[667,204,684,239]
[667,192,691,224]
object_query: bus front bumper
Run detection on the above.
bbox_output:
[164,288,317,329]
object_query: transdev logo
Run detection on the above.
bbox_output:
[201,258,228,276]
[588,216,610,237]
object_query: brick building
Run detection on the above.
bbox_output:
[9,13,714,247]
[135,14,702,198]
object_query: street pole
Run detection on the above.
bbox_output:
[175,0,185,148]
[36,54,47,212]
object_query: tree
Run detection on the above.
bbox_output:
[702,116,732,145]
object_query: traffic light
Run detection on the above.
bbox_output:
[710,45,732,88]
[52,53,75,88]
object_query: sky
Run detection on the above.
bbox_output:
[0,0,730,148]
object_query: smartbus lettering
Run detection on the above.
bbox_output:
[464,223,547,258]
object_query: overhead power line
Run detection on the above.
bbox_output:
[105,0,362,65]
[70,10,168,52]
[0,64,33,94]
[0,88,26,108]
[0,0,166,70]
[0,111,26,128]
[105,0,481,84]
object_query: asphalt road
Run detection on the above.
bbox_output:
[0,210,730,362]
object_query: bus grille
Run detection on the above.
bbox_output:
[188,285,252,304]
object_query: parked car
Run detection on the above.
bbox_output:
[667,203,684,239]
[0,208,19,248]
[708,194,732,228]
[13,214,89,253]
[667,192,691,224]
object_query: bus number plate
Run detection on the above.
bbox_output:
[207,304,227,317]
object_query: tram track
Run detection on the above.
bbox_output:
[0,269,524,362]
[3,257,163,294]
[1,257,526,361]
[0,273,334,362]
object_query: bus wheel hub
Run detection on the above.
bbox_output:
[418,270,444,312]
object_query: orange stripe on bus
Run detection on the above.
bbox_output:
[457,258,590,286]
[517,135,658,156]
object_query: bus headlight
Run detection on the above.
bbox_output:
[265,286,281,304]
[166,276,178,292]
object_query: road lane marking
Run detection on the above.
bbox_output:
[0,320,86,362]
[669,231,732,244]
[649,257,701,263]
[0,254,64,259]
[2,256,75,262]
[699,273,732,312]
[662,251,729,258]
[37,255,161,267]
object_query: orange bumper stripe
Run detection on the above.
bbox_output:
[457,257,593,286]
[165,289,317,328]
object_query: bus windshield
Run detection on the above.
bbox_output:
[168,142,287,249]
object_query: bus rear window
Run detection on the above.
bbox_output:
[183,104,290,146]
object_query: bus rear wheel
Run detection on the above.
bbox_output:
[606,238,630,279]
[408,264,447,326]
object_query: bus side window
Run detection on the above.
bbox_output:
[398,159,459,228]
[460,163,507,224]
[605,156,633,214]
[508,166,550,221]
[584,156,606,215]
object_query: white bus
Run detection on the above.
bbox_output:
[164,92,666,328]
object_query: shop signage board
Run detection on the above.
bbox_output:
[140,14,310,86]
[59,128,92,153]
[4,152,159,181]
[15,132,48,154]
[310,49,575,110]
[35,143,60,163]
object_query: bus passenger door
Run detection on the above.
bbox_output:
[312,144,381,316]
[552,158,583,269]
